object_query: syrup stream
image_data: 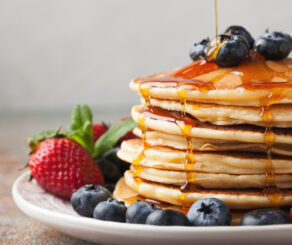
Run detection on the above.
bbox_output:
[215,0,218,37]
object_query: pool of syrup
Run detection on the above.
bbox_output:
[134,51,292,105]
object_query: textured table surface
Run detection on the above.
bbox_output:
[0,109,127,245]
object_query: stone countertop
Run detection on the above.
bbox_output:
[0,110,127,244]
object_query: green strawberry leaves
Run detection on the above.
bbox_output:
[28,104,137,159]
[28,128,67,153]
[67,105,137,158]
[68,104,94,154]
[92,119,137,159]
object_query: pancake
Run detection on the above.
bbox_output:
[124,171,292,210]
[133,127,292,156]
[144,98,292,128]
[129,166,292,189]
[113,177,246,225]
[130,53,292,107]
[116,50,292,213]
[132,105,292,145]
[118,139,292,175]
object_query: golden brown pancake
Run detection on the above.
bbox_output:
[113,177,246,225]
[132,105,292,145]
[118,139,292,175]
[129,165,292,189]
[124,171,292,210]
[133,127,292,156]
[145,98,292,127]
[130,53,292,107]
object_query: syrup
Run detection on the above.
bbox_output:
[260,106,283,205]
[214,0,218,37]
[178,193,187,203]
[132,69,154,191]
[242,53,288,205]
[177,87,187,115]
[133,177,142,192]
[205,0,224,61]
[139,106,197,192]
[134,51,292,107]
[132,114,150,191]
[180,137,196,192]
[132,165,144,192]
[140,106,196,128]
[123,194,190,215]
[206,37,227,62]
[235,51,291,87]
[139,82,151,106]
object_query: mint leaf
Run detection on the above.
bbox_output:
[68,104,94,153]
[70,104,93,136]
[92,119,137,159]
[67,129,94,153]
[27,128,67,153]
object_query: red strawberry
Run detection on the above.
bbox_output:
[290,207,292,220]
[29,138,104,200]
[93,123,108,142]
[116,117,137,145]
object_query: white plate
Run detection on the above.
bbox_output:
[12,171,292,245]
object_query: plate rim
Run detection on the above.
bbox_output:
[12,171,292,234]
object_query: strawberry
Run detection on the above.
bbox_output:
[93,123,108,142]
[116,117,137,145]
[27,104,137,200]
[290,207,292,220]
[29,138,103,200]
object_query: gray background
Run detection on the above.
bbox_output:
[0,0,292,113]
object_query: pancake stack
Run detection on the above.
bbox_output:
[116,51,292,210]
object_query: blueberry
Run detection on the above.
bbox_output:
[97,158,121,182]
[187,198,231,226]
[146,209,190,226]
[93,198,127,222]
[225,25,254,49]
[97,147,130,183]
[104,182,116,193]
[273,31,292,50]
[126,201,161,224]
[240,209,291,226]
[206,34,249,67]
[189,38,210,61]
[254,31,291,60]
[71,184,111,217]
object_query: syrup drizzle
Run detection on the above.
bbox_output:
[139,82,151,106]
[179,124,196,193]
[132,95,150,191]
[235,52,288,205]
[206,37,227,62]
[174,61,219,196]
[177,86,187,115]
[214,0,218,37]
[205,0,223,62]
[139,106,199,197]
[260,106,283,205]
